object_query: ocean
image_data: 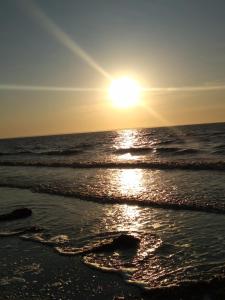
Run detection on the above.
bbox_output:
[0,122,225,299]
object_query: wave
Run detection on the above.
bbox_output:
[1,183,225,215]
[0,159,225,171]
[214,144,225,150]
[39,149,83,156]
[0,146,201,157]
[213,144,225,155]
[114,146,200,156]
[175,149,200,155]
[115,147,153,155]
[155,139,185,145]
[0,150,31,156]
[155,147,200,155]
[155,139,174,144]
[0,149,83,156]
[213,150,225,155]
[210,131,225,136]
[0,226,42,237]
[156,147,181,153]
[21,232,70,246]
[33,185,225,215]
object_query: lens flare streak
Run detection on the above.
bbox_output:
[0,84,105,92]
[21,0,112,81]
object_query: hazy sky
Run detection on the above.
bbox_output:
[1,0,225,138]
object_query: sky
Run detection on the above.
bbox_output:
[0,0,225,138]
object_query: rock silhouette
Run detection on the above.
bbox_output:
[80,234,140,255]
[0,208,32,222]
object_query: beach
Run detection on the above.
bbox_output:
[0,188,143,300]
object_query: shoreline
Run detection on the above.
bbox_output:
[2,235,225,300]
[1,186,225,299]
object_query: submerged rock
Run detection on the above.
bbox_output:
[0,208,32,222]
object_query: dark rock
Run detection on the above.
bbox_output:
[0,208,32,222]
[82,234,140,255]
[109,234,140,250]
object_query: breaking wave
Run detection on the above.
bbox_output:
[0,183,225,215]
[114,147,153,155]
[0,159,224,171]
[0,149,83,156]
[114,146,201,156]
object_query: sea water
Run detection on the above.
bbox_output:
[0,122,225,295]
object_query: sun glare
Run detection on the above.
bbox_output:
[109,77,140,108]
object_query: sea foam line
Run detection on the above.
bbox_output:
[0,160,224,171]
[0,183,225,215]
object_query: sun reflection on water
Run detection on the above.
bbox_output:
[103,204,143,232]
[118,205,142,232]
[118,153,137,161]
[122,205,140,219]
[118,169,145,197]
[103,169,146,232]
[115,129,139,149]
[114,129,145,161]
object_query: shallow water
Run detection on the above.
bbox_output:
[1,187,225,293]
[0,166,225,213]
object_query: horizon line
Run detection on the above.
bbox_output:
[1,120,224,140]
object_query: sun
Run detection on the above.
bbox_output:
[109,77,140,108]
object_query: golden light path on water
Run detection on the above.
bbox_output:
[118,169,144,198]
[116,130,137,149]
[105,130,147,232]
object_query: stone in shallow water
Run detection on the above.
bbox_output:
[0,208,32,222]
[85,234,140,254]
[56,234,141,256]
[108,234,140,250]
